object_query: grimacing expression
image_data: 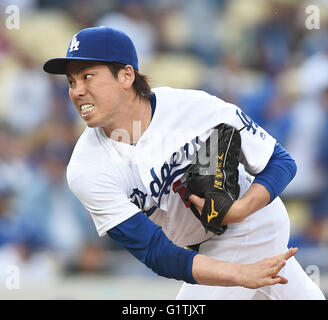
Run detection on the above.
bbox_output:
[66,61,125,128]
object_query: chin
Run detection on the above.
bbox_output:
[85,120,98,128]
[86,123,98,128]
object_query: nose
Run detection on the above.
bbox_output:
[70,81,87,100]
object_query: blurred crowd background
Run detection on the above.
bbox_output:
[0,0,327,299]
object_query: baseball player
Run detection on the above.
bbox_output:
[43,26,325,299]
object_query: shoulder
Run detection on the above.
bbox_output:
[66,162,118,201]
[152,86,230,111]
[67,127,117,190]
[70,126,100,155]
[68,127,109,168]
[152,86,215,100]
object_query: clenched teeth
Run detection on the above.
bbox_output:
[80,104,95,112]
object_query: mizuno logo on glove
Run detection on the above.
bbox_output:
[208,198,219,223]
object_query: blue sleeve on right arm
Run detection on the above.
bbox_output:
[107,212,198,284]
[254,142,297,203]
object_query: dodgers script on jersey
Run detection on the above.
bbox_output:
[67,87,276,247]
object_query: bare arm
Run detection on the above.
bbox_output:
[189,182,270,224]
[192,247,297,288]
[108,211,297,288]
[187,182,297,288]
[222,182,270,224]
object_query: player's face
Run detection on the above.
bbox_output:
[66,61,125,128]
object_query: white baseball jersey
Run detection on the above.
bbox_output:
[67,87,276,247]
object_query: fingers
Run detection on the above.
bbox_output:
[273,275,288,284]
[265,269,288,286]
[269,275,288,285]
[188,194,205,213]
[267,248,298,286]
[188,194,203,206]
[283,247,298,261]
[272,259,286,275]
[271,247,298,266]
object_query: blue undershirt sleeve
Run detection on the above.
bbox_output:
[107,211,198,284]
[253,142,297,203]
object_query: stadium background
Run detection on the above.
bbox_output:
[0,0,327,299]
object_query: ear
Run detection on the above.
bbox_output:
[118,65,135,90]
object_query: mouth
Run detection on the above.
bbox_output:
[79,103,95,119]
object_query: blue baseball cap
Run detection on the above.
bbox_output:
[43,26,139,74]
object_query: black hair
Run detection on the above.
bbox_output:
[106,62,151,100]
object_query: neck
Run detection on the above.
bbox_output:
[103,95,151,144]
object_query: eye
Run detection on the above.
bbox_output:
[84,73,93,80]
[67,79,75,87]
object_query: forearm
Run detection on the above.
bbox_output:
[192,253,241,286]
[109,212,241,286]
[223,143,296,224]
[222,183,270,224]
[193,248,298,289]
[108,212,297,289]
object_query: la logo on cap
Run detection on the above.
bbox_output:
[69,34,80,52]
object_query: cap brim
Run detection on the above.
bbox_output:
[43,57,110,74]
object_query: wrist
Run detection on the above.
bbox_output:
[193,254,243,286]
[223,199,245,224]
[241,183,270,214]
[229,262,244,287]
[228,184,270,224]
[235,197,251,220]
